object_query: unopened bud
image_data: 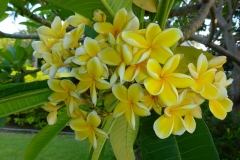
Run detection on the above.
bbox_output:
[92,9,106,22]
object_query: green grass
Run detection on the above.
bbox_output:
[0,131,115,160]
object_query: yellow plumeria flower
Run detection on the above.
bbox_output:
[141,90,166,115]
[42,102,64,125]
[92,9,106,22]
[144,54,193,106]
[208,56,226,69]
[184,105,202,133]
[122,23,183,64]
[71,108,88,119]
[72,57,111,106]
[208,71,233,120]
[188,53,218,99]
[41,52,64,78]
[153,90,198,139]
[63,23,85,49]
[112,83,150,130]
[67,13,91,27]
[48,79,80,115]
[69,110,108,149]
[94,8,139,38]
[37,16,68,40]
[32,38,57,58]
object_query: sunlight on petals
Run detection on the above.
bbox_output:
[94,22,115,35]
[145,23,161,43]
[48,79,65,92]
[113,8,127,32]
[150,45,173,64]
[98,47,121,65]
[77,81,93,93]
[165,73,193,88]
[208,56,226,69]
[197,54,208,75]
[87,57,103,78]
[60,80,76,91]
[123,65,140,81]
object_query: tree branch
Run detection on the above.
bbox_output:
[169,4,201,17]
[180,0,215,42]
[189,34,240,66]
[207,7,217,43]
[0,31,39,39]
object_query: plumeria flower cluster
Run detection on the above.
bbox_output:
[33,8,233,148]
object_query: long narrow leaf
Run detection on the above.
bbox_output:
[0,88,52,118]
[110,115,139,160]
[140,112,219,160]
[24,112,71,160]
[0,80,49,98]
[47,0,132,20]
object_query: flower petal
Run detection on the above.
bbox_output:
[84,37,101,57]
[150,45,173,64]
[161,54,180,76]
[201,81,218,99]
[218,98,233,112]
[48,92,68,102]
[94,128,108,138]
[113,8,127,33]
[48,79,65,92]
[32,41,50,53]
[94,22,115,35]
[98,47,121,65]
[145,23,161,44]
[128,83,144,102]
[60,80,76,91]
[197,54,208,75]
[209,99,227,120]
[87,110,101,127]
[132,48,151,64]
[112,84,128,103]
[158,80,178,106]
[172,115,186,135]
[144,78,163,95]
[95,78,111,90]
[188,63,198,79]
[113,102,129,117]
[77,81,93,93]
[184,114,196,133]
[208,56,226,69]
[122,44,133,65]
[154,115,174,139]
[88,130,97,149]
[70,117,89,131]
[165,73,193,88]
[90,83,97,106]
[146,58,161,80]
[47,111,58,125]
[123,65,140,81]
[75,130,90,141]
[133,102,151,116]
[87,57,103,78]
[152,28,183,47]
[125,107,136,130]
[122,31,149,48]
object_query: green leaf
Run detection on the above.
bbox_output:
[0,116,7,128]
[140,112,219,160]
[174,46,214,73]
[0,80,49,98]
[91,115,116,160]
[0,88,51,118]
[156,0,175,30]
[0,80,51,118]
[0,13,9,22]
[0,0,9,18]
[0,48,14,64]
[47,0,132,21]
[110,114,139,160]
[104,93,118,112]
[85,25,98,39]
[33,4,65,12]
[24,112,71,160]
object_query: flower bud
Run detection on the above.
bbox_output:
[92,9,106,22]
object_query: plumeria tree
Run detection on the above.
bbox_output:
[0,0,238,159]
